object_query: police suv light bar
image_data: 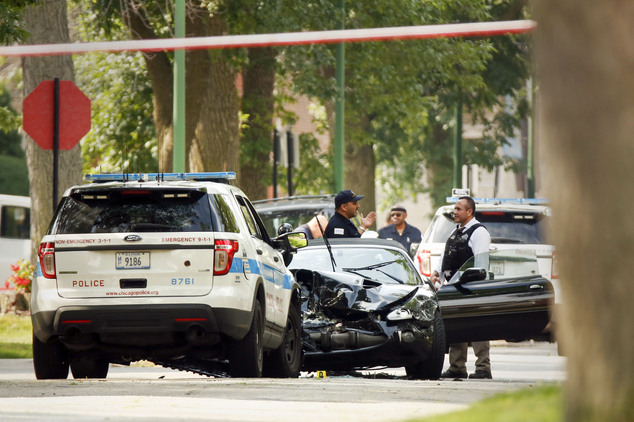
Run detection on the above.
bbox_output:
[451,188,471,197]
[445,197,549,205]
[85,172,236,183]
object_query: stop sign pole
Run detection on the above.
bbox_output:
[23,79,91,212]
[53,78,60,212]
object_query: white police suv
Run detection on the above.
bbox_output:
[31,172,306,379]
[414,195,560,332]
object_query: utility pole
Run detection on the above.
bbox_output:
[334,0,345,192]
[173,0,186,172]
[453,96,463,188]
[527,77,535,197]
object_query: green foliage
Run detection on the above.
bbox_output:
[278,0,531,209]
[72,6,157,173]
[283,133,334,195]
[0,85,24,159]
[413,384,563,422]
[0,156,29,196]
[0,1,40,45]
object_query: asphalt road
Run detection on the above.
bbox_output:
[0,341,565,422]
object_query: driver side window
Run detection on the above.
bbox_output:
[236,196,261,239]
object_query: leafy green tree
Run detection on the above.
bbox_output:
[72,5,157,173]
[278,0,531,215]
[83,0,240,176]
[21,0,82,261]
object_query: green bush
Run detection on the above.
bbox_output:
[0,155,29,196]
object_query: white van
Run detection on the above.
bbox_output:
[0,194,31,285]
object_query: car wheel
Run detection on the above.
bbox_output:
[229,299,264,377]
[405,313,446,380]
[32,333,69,380]
[70,354,110,379]
[264,302,302,378]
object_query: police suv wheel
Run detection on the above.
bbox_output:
[33,334,69,380]
[264,302,302,378]
[229,299,264,377]
[70,354,110,379]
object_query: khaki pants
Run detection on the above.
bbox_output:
[448,341,491,373]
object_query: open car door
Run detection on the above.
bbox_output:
[437,249,554,344]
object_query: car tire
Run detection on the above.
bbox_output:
[70,354,110,379]
[405,312,446,380]
[229,299,264,377]
[264,302,302,378]
[32,333,69,380]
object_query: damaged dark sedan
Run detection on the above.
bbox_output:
[288,238,446,380]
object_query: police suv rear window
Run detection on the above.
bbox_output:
[49,189,216,234]
[424,211,546,244]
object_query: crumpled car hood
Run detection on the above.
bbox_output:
[293,268,437,321]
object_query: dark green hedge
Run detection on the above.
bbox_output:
[0,155,29,196]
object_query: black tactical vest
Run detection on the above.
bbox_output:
[441,223,485,279]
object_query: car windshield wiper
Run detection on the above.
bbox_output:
[342,261,404,284]
[342,260,398,272]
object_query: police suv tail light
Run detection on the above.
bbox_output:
[38,242,56,279]
[417,249,431,277]
[551,250,559,279]
[214,239,239,275]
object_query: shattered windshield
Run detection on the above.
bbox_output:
[449,249,542,283]
[290,245,423,286]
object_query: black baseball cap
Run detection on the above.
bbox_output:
[335,189,364,207]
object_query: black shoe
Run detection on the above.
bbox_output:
[469,370,492,379]
[440,369,468,379]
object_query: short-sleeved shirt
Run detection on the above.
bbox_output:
[434,217,491,282]
[324,212,361,238]
[377,223,422,251]
[293,224,313,240]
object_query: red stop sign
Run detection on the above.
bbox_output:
[23,80,91,150]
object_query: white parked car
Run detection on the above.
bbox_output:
[414,198,560,339]
[31,172,306,379]
[0,194,31,285]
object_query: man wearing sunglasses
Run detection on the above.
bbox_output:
[378,206,422,255]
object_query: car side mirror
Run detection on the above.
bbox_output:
[455,267,487,285]
[409,242,420,258]
[273,232,307,266]
[274,231,308,252]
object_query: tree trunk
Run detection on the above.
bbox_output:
[345,141,376,229]
[122,5,173,172]
[240,47,276,200]
[122,2,239,176]
[22,0,82,261]
[534,2,634,421]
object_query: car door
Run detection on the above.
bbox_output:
[234,195,287,335]
[437,249,554,344]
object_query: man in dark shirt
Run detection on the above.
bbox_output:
[324,189,376,238]
[377,206,422,254]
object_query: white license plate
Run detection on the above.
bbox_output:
[490,261,504,276]
[116,252,150,270]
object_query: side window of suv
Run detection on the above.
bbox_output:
[236,196,263,240]
[209,194,239,233]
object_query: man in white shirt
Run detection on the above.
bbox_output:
[430,196,492,379]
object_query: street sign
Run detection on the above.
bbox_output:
[23,80,91,150]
